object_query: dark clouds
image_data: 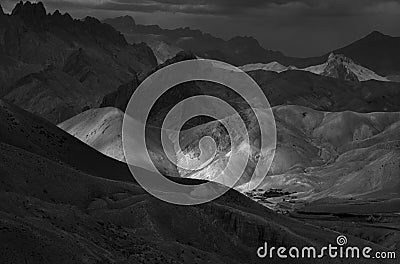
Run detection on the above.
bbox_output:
[5,0,400,16]
[2,0,400,56]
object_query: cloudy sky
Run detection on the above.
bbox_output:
[2,0,400,57]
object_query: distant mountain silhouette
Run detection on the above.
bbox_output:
[331,31,400,76]
[103,15,136,30]
[104,16,400,76]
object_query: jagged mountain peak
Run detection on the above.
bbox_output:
[8,1,127,45]
[50,9,73,24]
[53,9,61,16]
[11,1,47,21]
[322,53,359,82]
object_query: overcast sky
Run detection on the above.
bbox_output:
[2,0,400,57]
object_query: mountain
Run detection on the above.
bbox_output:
[58,107,126,162]
[283,31,400,77]
[0,1,157,123]
[305,53,389,82]
[2,99,386,264]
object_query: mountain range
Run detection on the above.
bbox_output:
[1,2,400,263]
[103,15,400,77]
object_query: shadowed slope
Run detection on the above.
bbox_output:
[1,99,388,264]
[0,99,131,182]
[59,107,126,162]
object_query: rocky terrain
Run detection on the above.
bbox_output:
[3,99,391,264]
[0,2,157,123]
[59,102,400,257]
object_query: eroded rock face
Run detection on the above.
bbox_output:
[4,66,92,124]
